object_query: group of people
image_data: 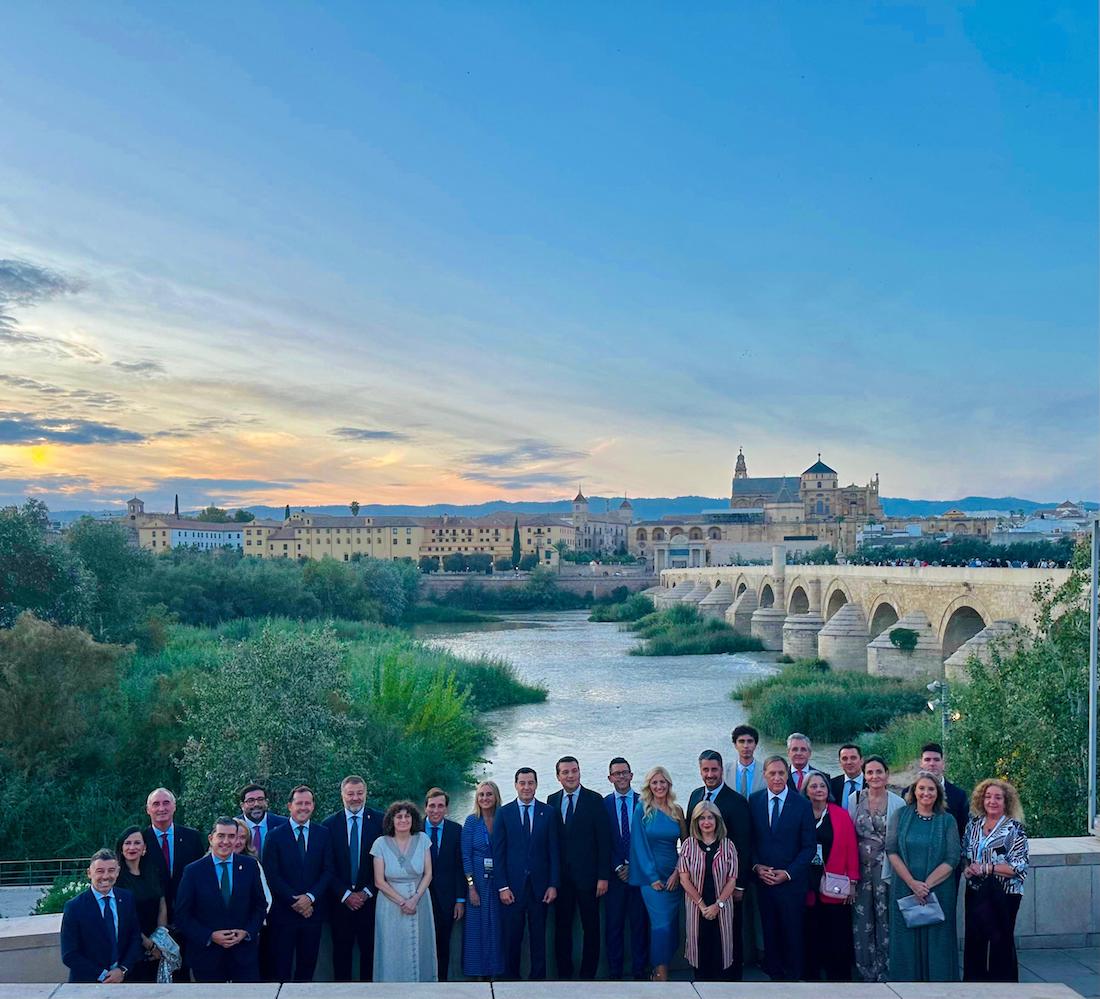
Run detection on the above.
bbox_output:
[60,733,1030,986]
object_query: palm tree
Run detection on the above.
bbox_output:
[350,500,360,517]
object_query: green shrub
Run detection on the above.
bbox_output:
[403,605,501,625]
[860,712,940,771]
[626,604,764,656]
[35,875,86,914]
[588,594,653,622]
[748,682,928,742]
[890,627,919,652]
[775,653,795,664]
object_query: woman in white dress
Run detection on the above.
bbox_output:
[371,800,437,982]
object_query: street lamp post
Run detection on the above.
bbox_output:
[927,679,949,747]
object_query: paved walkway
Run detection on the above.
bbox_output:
[1018,948,1099,998]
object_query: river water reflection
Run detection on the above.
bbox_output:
[418,610,822,814]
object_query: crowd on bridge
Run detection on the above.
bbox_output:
[60,733,1030,987]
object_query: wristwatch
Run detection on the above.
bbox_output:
[717,901,726,910]
[465,875,474,886]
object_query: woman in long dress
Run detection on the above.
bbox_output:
[678,800,738,981]
[461,781,506,979]
[849,755,905,983]
[371,800,437,982]
[114,826,167,983]
[886,772,961,982]
[629,765,686,982]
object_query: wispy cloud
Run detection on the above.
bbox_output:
[111,359,165,376]
[0,412,144,445]
[0,326,104,362]
[0,375,121,409]
[459,469,580,490]
[468,438,587,469]
[332,426,412,442]
[0,259,83,306]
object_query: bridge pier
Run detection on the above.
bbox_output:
[867,611,942,679]
[817,602,870,671]
[944,620,1023,682]
[680,579,712,606]
[782,578,824,660]
[698,580,735,619]
[726,588,758,634]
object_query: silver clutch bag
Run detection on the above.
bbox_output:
[897,891,945,927]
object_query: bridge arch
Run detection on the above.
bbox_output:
[868,597,900,638]
[939,596,990,660]
[824,582,850,621]
[735,578,748,597]
[788,584,810,615]
[759,583,775,608]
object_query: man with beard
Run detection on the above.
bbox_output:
[237,783,288,861]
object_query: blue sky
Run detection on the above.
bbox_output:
[0,1,1095,509]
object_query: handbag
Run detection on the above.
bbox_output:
[897,891,945,928]
[820,871,851,897]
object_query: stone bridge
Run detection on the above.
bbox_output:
[654,547,1072,679]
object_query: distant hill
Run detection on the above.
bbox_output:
[48,493,1095,524]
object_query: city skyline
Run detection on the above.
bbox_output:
[1,3,1096,510]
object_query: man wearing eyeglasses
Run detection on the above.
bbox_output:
[603,757,648,981]
[237,784,289,861]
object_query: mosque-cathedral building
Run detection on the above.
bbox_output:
[631,450,884,569]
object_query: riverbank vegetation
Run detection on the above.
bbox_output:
[628,604,765,656]
[0,501,546,859]
[429,568,632,612]
[588,593,654,622]
[732,659,928,742]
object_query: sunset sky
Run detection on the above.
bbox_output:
[1,3,1096,511]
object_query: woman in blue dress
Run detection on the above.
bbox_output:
[461,780,505,979]
[630,765,687,981]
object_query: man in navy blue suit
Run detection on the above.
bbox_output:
[424,787,466,981]
[263,785,333,982]
[749,755,816,981]
[322,774,383,982]
[174,817,269,982]
[237,783,289,860]
[491,766,560,980]
[603,756,648,981]
[61,849,143,983]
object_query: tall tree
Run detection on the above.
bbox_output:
[284,503,291,520]
[350,500,360,517]
[174,494,180,518]
[233,509,255,522]
[512,519,521,568]
[66,518,151,643]
[195,505,231,523]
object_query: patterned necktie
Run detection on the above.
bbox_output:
[159,831,171,874]
[796,770,805,791]
[770,796,780,830]
[349,815,360,884]
[101,896,118,967]
[252,824,262,857]
[566,793,575,823]
[847,779,857,805]
[706,790,714,802]
[219,861,231,903]
[619,796,629,842]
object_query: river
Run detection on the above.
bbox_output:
[418,610,842,813]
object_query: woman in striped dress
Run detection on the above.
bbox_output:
[678,800,739,981]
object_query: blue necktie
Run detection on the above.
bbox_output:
[349,815,360,885]
[565,793,575,823]
[522,804,532,835]
[219,861,231,903]
[619,797,629,843]
[101,896,118,967]
[770,796,780,830]
[847,780,857,807]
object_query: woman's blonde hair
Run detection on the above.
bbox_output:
[233,818,258,859]
[970,778,1023,821]
[640,765,678,818]
[472,780,502,818]
[905,770,946,812]
[688,799,726,842]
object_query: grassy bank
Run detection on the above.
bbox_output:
[428,568,618,611]
[732,659,928,742]
[627,604,765,656]
[403,604,502,625]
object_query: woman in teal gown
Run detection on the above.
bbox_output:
[629,765,686,981]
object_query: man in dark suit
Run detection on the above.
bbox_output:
[687,749,751,980]
[749,755,816,981]
[263,784,333,983]
[604,756,648,981]
[142,786,205,981]
[321,774,383,982]
[174,817,269,982]
[424,787,466,980]
[546,755,611,979]
[786,733,830,793]
[61,849,143,983]
[830,743,866,811]
[919,742,968,840]
[237,782,289,860]
[491,766,560,980]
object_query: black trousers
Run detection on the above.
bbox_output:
[554,876,601,979]
[330,896,377,982]
[757,881,805,981]
[430,890,456,981]
[604,876,648,979]
[189,940,261,983]
[964,883,1022,982]
[269,916,324,983]
[803,899,854,981]
[503,882,548,980]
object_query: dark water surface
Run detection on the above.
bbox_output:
[419,610,802,814]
